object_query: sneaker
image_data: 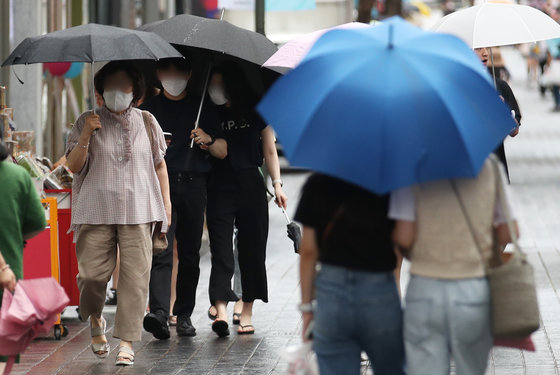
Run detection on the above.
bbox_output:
[105,288,117,306]
[143,313,170,340]
[176,315,196,337]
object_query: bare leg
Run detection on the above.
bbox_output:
[238,302,254,333]
[215,300,227,321]
[234,300,243,315]
[169,239,178,323]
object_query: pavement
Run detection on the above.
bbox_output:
[9,47,560,374]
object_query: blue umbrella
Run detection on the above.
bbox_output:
[257,17,517,194]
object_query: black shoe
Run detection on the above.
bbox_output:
[176,316,196,337]
[212,320,230,338]
[143,313,170,340]
[105,289,117,306]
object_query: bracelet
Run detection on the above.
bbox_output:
[272,179,283,187]
[298,301,316,313]
[206,135,216,146]
[79,143,89,149]
[0,264,10,273]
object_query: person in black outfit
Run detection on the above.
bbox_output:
[198,62,288,337]
[475,47,522,179]
[140,57,227,339]
[296,174,406,375]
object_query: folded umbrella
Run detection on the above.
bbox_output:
[432,2,560,48]
[257,17,517,194]
[263,22,371,71]
[281,207,302,254]
[1,23,183,113]
[0,278,69,374]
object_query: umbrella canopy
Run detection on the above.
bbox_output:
[1,23,182,66]
[431,3,560,48]
[138,14,277,67]
[0,278,69,356]
[263,22,371,71]
[257,17,517,194]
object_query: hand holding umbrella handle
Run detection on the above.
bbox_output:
[281,206,292,224]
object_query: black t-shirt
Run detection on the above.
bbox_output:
[140,93,222,174]
[294,174,397,273]
[209,106,267,189]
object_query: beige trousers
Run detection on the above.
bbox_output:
[76,224,152,342]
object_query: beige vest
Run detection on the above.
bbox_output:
[410,159,497,279]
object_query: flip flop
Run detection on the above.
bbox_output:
[208,306,217,321]
[233,313,242,325]
[115,346,135,366]
[212,320,230,338]
[91,317,110,359]
[237,324,255,335]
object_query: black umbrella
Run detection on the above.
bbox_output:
[139,13,280,147]
[1,23,183,113]
[137,14,277,67]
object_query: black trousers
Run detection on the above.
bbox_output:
[148,172,207,318]
[207,168,269,304]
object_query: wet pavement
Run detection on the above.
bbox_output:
[10,47,560,374]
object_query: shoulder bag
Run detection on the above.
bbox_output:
[450,158,540,339]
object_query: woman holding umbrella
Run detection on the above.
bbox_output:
[66,61,171,366]
[196,61,287,337]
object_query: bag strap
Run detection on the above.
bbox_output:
[141,110,154,153]
[449,179,492,267]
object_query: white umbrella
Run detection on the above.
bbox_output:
[432,2,560,48]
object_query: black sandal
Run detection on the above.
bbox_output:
[232,313,241,325]
[212,320,230,337]
[237,324,255,335]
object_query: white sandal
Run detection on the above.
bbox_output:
[91,317,110,359]
[115,346,135,366]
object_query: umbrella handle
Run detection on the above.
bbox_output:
[281,206,292,224]
[190,9,224,148]
[490,47,497,89]
[190,63,212,148]
[91,62,98,136]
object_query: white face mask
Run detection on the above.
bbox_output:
[208,86,228,106]
[103,90,133,112]
[161,79,188,97]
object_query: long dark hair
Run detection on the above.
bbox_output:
[0,142,9,161]
[212,61,258,120]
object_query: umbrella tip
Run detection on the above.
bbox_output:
[388,24,394,49]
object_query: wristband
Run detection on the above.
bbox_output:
[206,135,216,146]
[298,301,316,313]
[272,179,283,187]
[0,264,10,273]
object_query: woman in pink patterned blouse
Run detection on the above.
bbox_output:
[66,61,171,367]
